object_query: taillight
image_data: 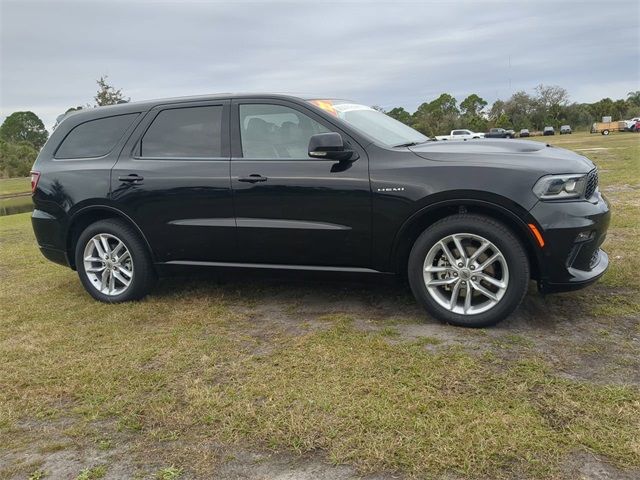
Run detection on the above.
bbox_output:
[30,171,40,193]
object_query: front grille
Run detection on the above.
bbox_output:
[585,168,598,199]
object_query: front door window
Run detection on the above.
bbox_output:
[239,104,330,159]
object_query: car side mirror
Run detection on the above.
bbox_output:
[308,132,357,162]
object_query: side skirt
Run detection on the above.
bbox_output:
[161,260,386,274]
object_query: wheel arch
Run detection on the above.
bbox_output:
[66,205,154,269]
[391,197,543,280]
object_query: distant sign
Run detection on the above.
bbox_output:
[602,116,612,123]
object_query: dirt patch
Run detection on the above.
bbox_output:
[0,419,138,479]
[560,452,640,480]
[213,450,402,480]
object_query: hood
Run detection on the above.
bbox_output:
[408,139,595,174]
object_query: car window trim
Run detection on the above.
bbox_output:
[132,101,231,161]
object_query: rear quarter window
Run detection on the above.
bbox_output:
[55,113,139,159]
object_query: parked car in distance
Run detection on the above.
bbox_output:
[543,126,555,136]
[31,93,610,328]
[485,128,515,139]
[560,125,572,135]
[434,129,485,141]
[519,129,530,138]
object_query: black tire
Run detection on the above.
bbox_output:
[602,129,610,136]
[75,218,156,302]
[407,214,530,327]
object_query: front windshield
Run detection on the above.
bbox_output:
[308,99,428,147]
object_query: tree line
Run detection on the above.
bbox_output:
[383,86,640,137]
[1,79,639,178]
[0,77,127,177]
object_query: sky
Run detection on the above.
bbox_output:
[1,0,639,130]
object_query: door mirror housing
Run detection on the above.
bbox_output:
[308,132,357,162]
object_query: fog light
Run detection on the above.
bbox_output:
[575,231,594,243]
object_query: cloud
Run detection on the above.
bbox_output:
[1,0,638,129]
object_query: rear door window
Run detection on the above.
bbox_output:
[55,113,139,159]
[140,106,224,158]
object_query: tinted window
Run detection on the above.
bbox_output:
[56,113,139,159]
[239,104,330,159]
[141,106,223,158]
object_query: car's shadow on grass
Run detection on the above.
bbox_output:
[150,267,601,330]
[155,268,419,318]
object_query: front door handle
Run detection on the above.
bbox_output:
[238,174,268,183]
[118,174,144,183]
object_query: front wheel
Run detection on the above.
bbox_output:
[408,214,530,327]
[75,219,156,302]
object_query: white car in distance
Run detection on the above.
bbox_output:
[434,129,485,141]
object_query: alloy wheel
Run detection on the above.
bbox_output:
[83,233,134,296]
[422,233,509,315]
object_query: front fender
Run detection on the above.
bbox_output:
[373,191,543,275]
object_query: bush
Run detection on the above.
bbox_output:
[0,140,38,178]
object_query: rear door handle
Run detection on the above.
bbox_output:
[238,174,268,183]
[118,174,144,183]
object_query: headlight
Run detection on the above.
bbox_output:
[532,174,587,200]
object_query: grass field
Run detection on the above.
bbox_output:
[1,132,639,479]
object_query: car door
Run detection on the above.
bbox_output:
[230,99,371,268]
[111,100,236,263]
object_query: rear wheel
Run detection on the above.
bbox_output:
[408,214,530,327]
[602,129,610,135]
[75,219,156,302]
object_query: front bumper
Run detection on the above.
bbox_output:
[530,191,611,293]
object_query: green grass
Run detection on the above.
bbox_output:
[0,132,639,478]
[76,465,107,480]
[0,176,30,196]
[156,466,183,479]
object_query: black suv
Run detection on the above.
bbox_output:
[31,94,610,327]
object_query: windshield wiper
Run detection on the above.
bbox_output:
[392,140,428,148]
